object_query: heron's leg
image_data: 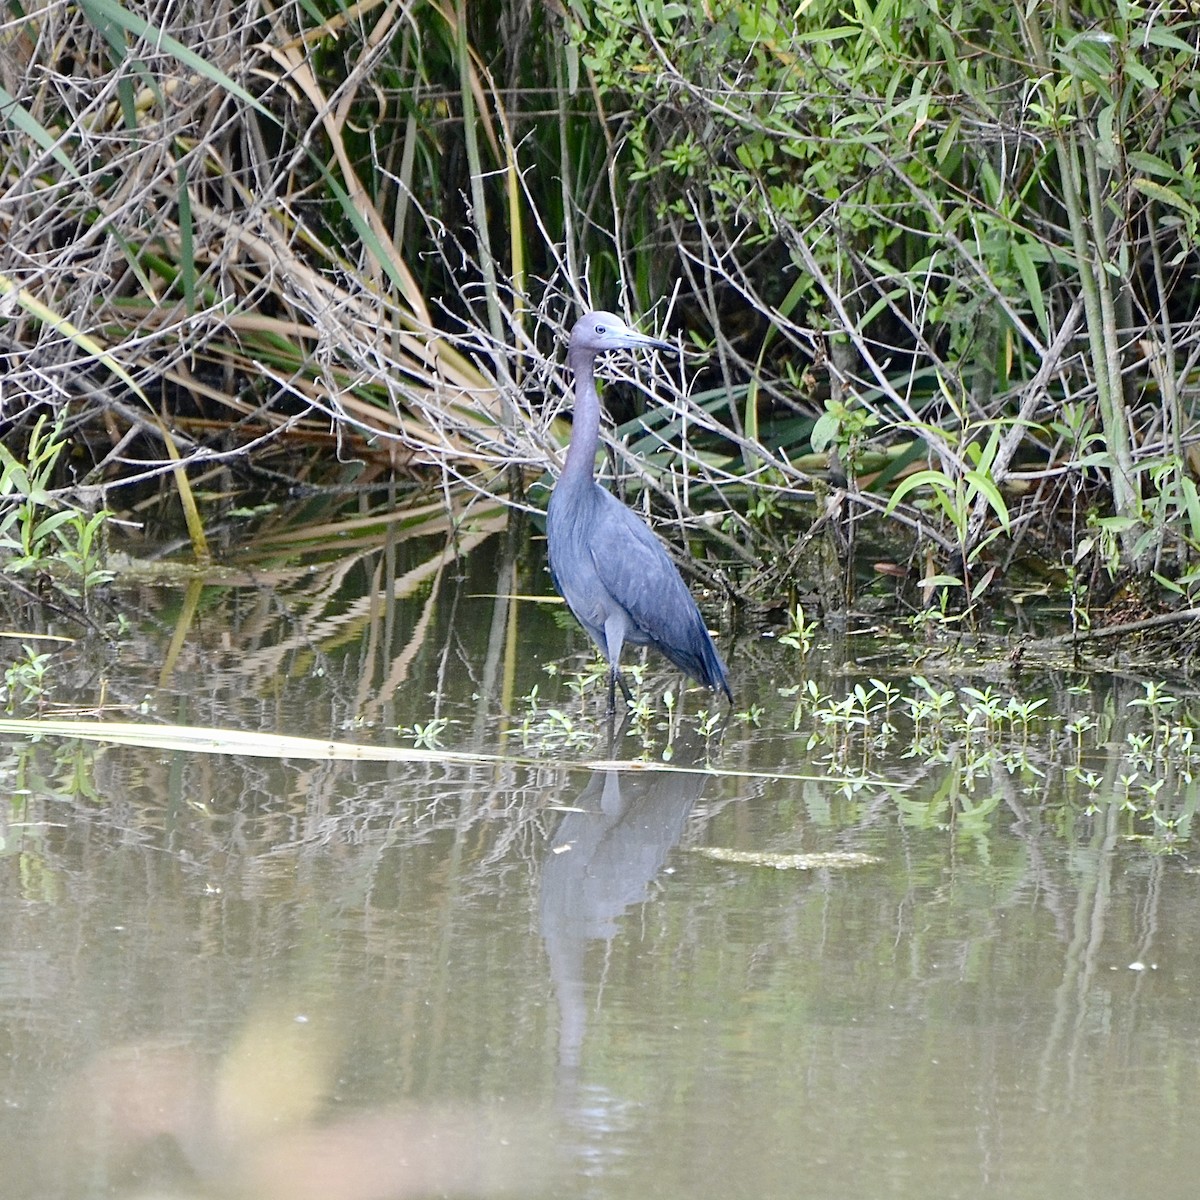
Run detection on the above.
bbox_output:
[603,614,631,715]
[605,664,632,714]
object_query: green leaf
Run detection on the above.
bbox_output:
[316,165,413,305]
[1010,242,1048,339]
[964,470,1011,532]
[810,410,839,455]
[1095,515,1140,533]
[885,469,952,514]
[31,510,80,544]
[1126,151,1178,179]
[0,272,147,403]
[1143,27,1196,54]
[176,161,195,312]
[77,0,275,122]
[1132,177,1199,219]
[1152,571,1185,597]
[1123,59,1161,93]
[1180,476,1200,546]
[793,25,858,44]
[0,86,81,180]
[0,443,32,494]
[744,377,759,442]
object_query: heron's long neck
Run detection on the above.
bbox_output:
[563,346,600,487]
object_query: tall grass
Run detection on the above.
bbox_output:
[3,0,1200,617]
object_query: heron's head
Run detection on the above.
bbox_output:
[569,311,673,355]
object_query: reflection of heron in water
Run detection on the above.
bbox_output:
[539,735,712,1094]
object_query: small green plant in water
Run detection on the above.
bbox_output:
[401,718,450,749]
[741,467,786,534]
[778,604,819,657]
[0,415,114,602]
[1129,680,1179,751]
[2,645,54,713]
[518,686,599,754]
[562,658,614,698]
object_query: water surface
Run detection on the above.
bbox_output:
[2,527,1199,1199]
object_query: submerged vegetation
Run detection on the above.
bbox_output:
[2,0,1200,642]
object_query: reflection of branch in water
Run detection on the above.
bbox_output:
[1037,795,1122,1111]
[539,739,711,1088]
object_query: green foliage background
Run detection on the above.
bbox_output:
[3,0,1200,605]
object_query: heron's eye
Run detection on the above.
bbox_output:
[595,325,607,335]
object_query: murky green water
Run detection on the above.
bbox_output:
[3,527,1200,1198]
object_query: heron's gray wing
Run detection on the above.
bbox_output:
[587,489,704,643]
[583,487,731,696]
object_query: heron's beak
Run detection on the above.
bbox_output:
[630,331,674,353]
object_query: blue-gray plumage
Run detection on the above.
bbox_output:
[546,311,733,713]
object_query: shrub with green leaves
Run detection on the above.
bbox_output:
[568,0,1200,586]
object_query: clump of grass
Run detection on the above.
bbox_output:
[790,673,1198,852]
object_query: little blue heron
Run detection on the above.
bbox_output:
[546,311,733,713]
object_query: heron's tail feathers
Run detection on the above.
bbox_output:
[660,625,732,703]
